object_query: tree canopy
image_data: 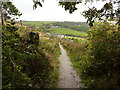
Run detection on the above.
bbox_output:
[32,0,119,27]
[0,1,22,25]
[1,0,119,27]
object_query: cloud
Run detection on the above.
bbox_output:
[12,0,109,21]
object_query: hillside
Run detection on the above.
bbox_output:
[52,21,89,32]
[23,21,89,37]
[46,28,87,37]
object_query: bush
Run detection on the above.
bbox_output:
[61,21,120,88]
[2,25,54,88]
[83,21,120,88]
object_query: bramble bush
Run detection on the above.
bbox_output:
[2,24,59,88]
[83,21,120,88]
[2,25,32,88]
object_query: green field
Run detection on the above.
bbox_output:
[23,21,54,25]
[23,21,88,37]
[47,28,87,37]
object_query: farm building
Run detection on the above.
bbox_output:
[58,34,66,39]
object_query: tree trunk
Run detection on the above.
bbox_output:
[0,2,4,26]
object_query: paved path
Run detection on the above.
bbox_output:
[58,43,84,88]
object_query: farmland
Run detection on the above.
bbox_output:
[46,28,87,37]
[23,21,89,37]
[23,21,53,25]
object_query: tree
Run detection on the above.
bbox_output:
[32,0,119,28]
[0,2,4,26]
[0,1,22,26]
[83,1,120,27]
[58,0,119,27]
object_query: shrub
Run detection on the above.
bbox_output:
[2,25,53,88]
[83,21,120,88]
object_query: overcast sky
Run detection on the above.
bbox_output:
[12,0,110,22]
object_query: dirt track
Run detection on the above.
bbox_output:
[58,43,84,88]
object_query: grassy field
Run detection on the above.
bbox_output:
[23,21,54,25]
[47,28,87,37]
[23,21,88,37]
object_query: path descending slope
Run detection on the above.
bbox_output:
[58,43,84,88]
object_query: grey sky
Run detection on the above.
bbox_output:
[12,0,110,21]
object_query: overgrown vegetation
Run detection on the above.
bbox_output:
[2,24,60,88]
[40,38,60,88]
[61,21,120,88]
[2,0,120,88]
[84,22,120,88]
